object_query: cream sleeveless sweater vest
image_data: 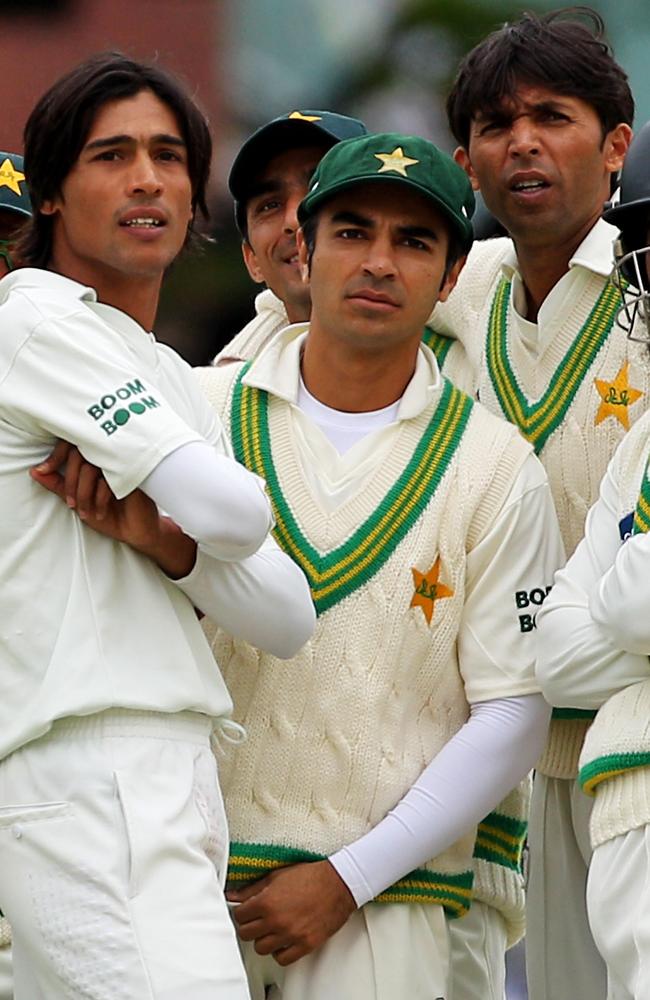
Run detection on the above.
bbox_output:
[199,362,531,919]
[434,237,650,780]
[579,411,650,848]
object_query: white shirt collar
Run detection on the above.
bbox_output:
[0,266,155,354]
[0,266,97,305]
[242,323,444,421]
[499,216,619,284]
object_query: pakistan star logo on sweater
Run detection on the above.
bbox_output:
[595,361,643,429]
[410,557,454,625]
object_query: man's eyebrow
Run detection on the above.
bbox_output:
[247,177,283,200]
[330,209,374,228]
[398,224,439,242]
[84,133,186,152]
[475,97,570,122]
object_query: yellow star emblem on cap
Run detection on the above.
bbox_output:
[594,361,643,429]
[410,557,454,626]
[289,111,322,123]
[0,157,25,197]
[374,147,419,177]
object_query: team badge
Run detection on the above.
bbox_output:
[0,157,25,197]
[410,557,454,625]
[374,147,419,177]
[594,361,643,429]
[288,111,322,122]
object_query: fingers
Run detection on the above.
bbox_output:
[31,443,110,521]
[75,460,107,520]
[63,447,83,507]
[32,439,74,475]
[227,877,268,905]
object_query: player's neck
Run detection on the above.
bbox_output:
[301,328,419,413]
[513,213,600,322]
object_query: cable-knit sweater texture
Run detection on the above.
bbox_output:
[198,359,532,922]
[434,233,650,781]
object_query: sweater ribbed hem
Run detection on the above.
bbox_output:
[471,856,525,948]
[474,810,527,873]
[536,716,593,778]
[589,766,650,848]
[228,841,473,917]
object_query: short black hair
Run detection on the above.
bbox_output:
[447,7,634,150]
[17,51,212,268]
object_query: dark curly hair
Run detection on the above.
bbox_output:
[447,7,634,150]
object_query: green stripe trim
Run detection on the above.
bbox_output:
[422,327,453,370]
[474,810,527,872]
[228,841,473,916]
[231,369,473,616]
[633,463,650,535]
[580,752,650,795]
[486,277,623,454]
[551,708,597,720]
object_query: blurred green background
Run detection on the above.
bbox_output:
[1,0,647,361]
[164,0,650,364]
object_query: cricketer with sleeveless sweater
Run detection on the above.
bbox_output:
[197,130,564,999]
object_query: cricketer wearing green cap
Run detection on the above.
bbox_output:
[210,110,368,366]
[0,151,31,277]
[197,130,562,1000]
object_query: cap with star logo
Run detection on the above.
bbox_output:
[298,132,475,253]
[229,110,367,232]
[0,152,31,218]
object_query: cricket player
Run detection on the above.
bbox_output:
[430,9,640,997]
[0,150,31,276]
[202,112,483,990]
[0,148,31,1000]
[537,120,650,1000]
[0,52,314,1000]
[215,109,367,365]
[197,131,563,999]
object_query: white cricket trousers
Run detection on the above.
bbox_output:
[0,942,10,1000]
[0,709,250,1000]
[526,773,607,1000]
[241,901,449,1000]
[448,901,507,1000]
[588,826,650,1000]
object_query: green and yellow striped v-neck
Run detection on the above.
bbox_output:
[486,276,623,455]
[231,366,473,616]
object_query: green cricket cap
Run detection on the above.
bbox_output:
[229,110,367,233]
[0,152,32,219]
[298,132,475,253]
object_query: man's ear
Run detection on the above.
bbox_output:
[40,197,60,217]
[438,255,466,304]
[453,147,480,192]
[296,227,310,284]
[604,123,633,175]
[241,239,265,284]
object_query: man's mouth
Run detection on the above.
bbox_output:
[509,174,550,194]
[121,217,165,228]
[348,288,400,308]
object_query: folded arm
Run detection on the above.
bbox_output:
[537,462,650,709]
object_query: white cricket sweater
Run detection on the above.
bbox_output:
[434,224,650,780]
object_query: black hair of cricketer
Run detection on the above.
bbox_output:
[446,6,634,151]
[17,51,212,268]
